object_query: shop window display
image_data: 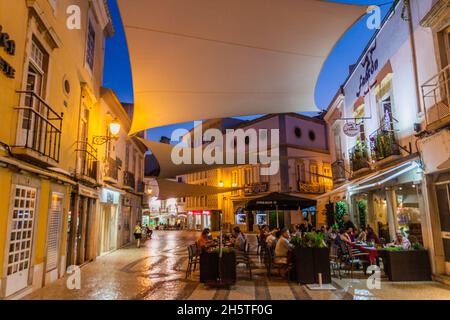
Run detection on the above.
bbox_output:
[396,185,423,244]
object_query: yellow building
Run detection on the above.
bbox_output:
[0,0,113,298]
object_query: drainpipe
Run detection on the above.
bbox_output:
[404,0,423,115]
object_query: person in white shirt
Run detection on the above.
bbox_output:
[265,229,278,248]
[393,232,411,250]
[274,228,293,264]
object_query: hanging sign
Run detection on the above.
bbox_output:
[343,122,360,137]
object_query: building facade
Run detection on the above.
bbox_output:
[416,0,450,280]
[181,113,332,232]
[319,0,450,281]
[0,0,145,298]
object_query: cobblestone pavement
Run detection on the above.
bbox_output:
[23,231,450,300]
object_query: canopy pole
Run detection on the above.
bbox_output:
[276,204,279,229]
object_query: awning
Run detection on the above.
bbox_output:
[349,160,421,193]
[437,157,450,171]
[117,0,366,133]
[245,192,316,211]
[150,178,243,200]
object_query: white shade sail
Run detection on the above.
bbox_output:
[151,178,243,200]
[141,139,267,178]
[117,0,366,133]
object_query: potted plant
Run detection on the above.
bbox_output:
[292,232,331,284]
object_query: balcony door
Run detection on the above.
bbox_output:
[17,40,48,152]
[438,26,450,69]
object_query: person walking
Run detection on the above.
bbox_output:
[146,224,153,239]
[134,221,143,248]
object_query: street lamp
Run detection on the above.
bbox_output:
[92,120,121,145]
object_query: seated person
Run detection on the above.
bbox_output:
[265,230,278,248]
[339,229,352,244]
[259,224,269,242]
[274,228,294,266]
[356,227,367,242]
[366,226,381,244]
[196,229,212,250]
[391,232,411,250]
[233,226,246,251]
[347,227,356,242]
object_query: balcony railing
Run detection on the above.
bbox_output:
[123,171,136,190]
[369,127,400,162]
[244,182,269,195]
[105,157,119,181]
[422,64,450,130]
[75,141,98,181]
[298,182,330,194]
[14,91,63,163]
[332,159,347,184]
[349,143,370,173]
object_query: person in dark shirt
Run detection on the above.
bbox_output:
[342,214,356,232]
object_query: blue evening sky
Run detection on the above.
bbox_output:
[103,0,393,141]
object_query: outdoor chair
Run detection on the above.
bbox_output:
[340,242,370,278]
[235,240,252,279]
[185,243,200,278]
[265,245,290,280]
[329,244,342,279]
[256,235,261,255]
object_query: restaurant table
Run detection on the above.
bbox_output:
[199,251,236,284]
[350,243,379,265]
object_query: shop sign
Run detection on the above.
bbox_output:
[187,210,210,215]
[343,122,360,137]
[356,42,378,98]
[0,25,16,78]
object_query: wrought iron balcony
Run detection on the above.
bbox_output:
[75,141,98,182]
[422,64,450,131]
[332,159,347,184]
[13,91,63,165]
[349,143,370,173]
[104,157,119,182]
[123,171,136,190]
[244,182,269,195]
[369,127,400,162]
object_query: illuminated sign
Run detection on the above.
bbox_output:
[187,211,210,215]
[0,25,16,78]
[356,42,378,98]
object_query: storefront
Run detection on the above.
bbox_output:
[121,193,141,246]
[67,184,98,267]
[348,160,425,243]
[97,188,121,256]
[187,210,212,230]
[419,128,450,277]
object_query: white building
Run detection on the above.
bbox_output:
[319,0,450,282]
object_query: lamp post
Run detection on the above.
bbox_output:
[92,121,121,145]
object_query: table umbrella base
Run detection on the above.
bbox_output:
[305,284,336,291]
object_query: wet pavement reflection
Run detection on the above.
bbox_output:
[23,231,450,300]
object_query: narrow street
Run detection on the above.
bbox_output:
[23,231,450,300]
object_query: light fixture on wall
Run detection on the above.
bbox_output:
[219,181,224,187]
[92,120,121,145]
